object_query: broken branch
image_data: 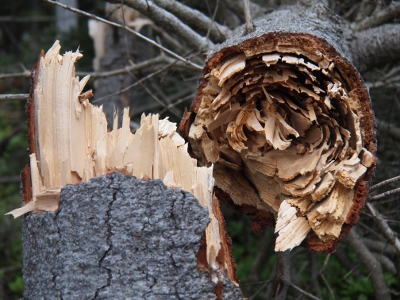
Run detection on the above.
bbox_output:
[352,2,400,31]
[107,0,213,51]
[152,0,231,42]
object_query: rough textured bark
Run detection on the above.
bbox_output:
[23,172,242,299]
[181,3,377,253]
[347,24,400,72]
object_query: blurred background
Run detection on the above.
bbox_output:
[1,0,400,299]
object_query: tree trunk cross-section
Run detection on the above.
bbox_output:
[23,172,242,299]
[181,4,377,253]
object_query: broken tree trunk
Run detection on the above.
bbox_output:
[180,3,377,253]
[8,41,242,299]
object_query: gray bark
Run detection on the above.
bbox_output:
[347,24,400,72]
[22,173,242,299]
[56,0,78,34]
[207,3,349,60]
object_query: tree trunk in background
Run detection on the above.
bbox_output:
[22,173,242,299]
[56,0,78,34]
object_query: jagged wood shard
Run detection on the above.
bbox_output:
[181,8,377,253]
[7,41,240,296]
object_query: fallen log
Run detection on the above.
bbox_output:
[180,3,377,253]
[8,41,241,299]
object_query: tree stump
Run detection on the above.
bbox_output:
[23,173,242,299]
[180,4,377,253]
[7,42,242,299]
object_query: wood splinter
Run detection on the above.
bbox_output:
[7,40,241,299]
[180,8,377,253]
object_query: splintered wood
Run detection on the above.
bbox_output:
[186,44,376,252]
[6,41,230,277]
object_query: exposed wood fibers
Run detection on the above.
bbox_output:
[181,34,376,252]
[6,41,238,286]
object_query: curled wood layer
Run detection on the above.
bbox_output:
[181,32,376,253]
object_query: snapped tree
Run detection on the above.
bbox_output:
[7,0,400,299]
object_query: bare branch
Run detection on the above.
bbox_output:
[0,94,29,101]
[348,24,400,72]
[0,71,30,79]
[366,204,400,254]
[273,251,291,300]
[92,58,179,104]
[222,0,266,22]
[365,75,400,89]
[0,55,194,81]
[375,118,400,140]
[152,0,231,43]
[290,283,322,300]
[352,2,400,31]
[345,229,391,300]
[107,0,213,52]
[243,0,255,34]
[369,187,400,202]
[0,176,20,184]
[362,238,398,257]
[44,0,203,70]
[0,16,55,22]
[373,252,397,275]
[370,174,400,192]
[125,67,181,118]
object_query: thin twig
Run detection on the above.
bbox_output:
[0,71,31,79]
[44,0,203,70]
[248,280,272,300]
[222,0,266,22]
[205,0,220,41]
[320,273,336,300]
[92,59,178,104]
[243,0,255,34]
[125,67,181,118]
[290,283,322,300]
[370,174,400,191]
[0,56,189,80]
[273,251,291,300]
[0,94,29,101]
[367,204,400,254]
[369,187,400,202]
[158,93,195,115]
[0,176,21,184]
[375,118,400,141]
[0,16,55,22]
[365,75,400,89]
[341,264,360,281]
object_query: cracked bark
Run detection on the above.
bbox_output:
[23,173,242,299]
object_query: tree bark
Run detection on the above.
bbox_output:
[22,172,242,299]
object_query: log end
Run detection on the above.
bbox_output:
[181,30,376,253]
